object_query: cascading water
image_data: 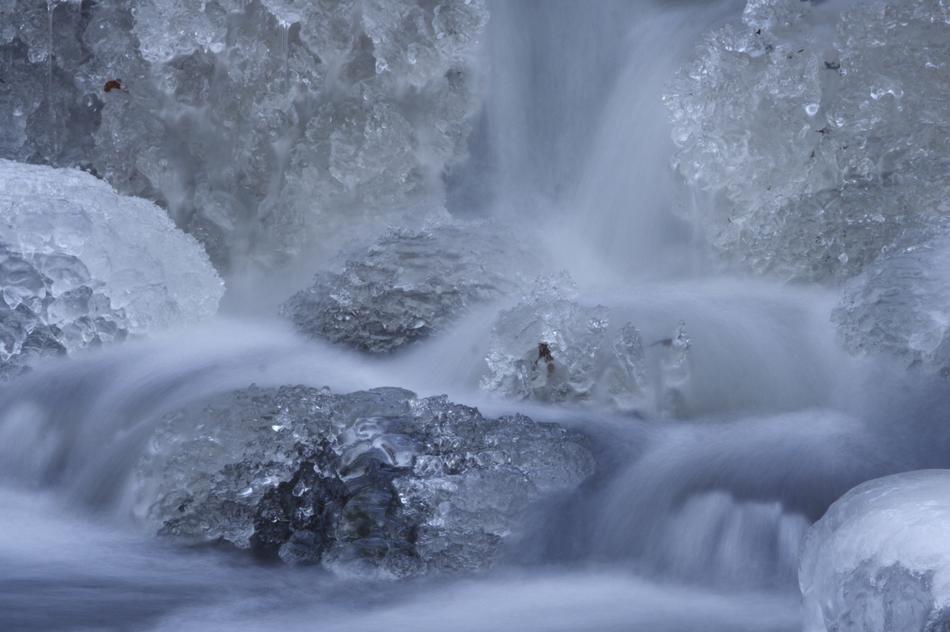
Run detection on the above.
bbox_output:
[2,0,949,630]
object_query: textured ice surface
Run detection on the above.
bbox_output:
[0,0,487,270]
[833,234,950,375]
[134,385,594,576]
[481,273,690,416]
[282,221,533,353]
[666,0,950,281]
[799,470,950,632]
[0,159,223,374]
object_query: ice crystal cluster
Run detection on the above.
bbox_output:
[0,0,487,269]
[800,470,950,632]
[283,221,533,353]
[481,273,691,417]
[134,385,594,576]
[666,0,950,282]
[0,159,222,376]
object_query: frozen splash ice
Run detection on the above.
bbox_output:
[133,385,594,577]
[282,220,534,353]
[0,0,488,271]
[481,273,691,417]
[0,159,222,375]
[799,470,950,632]
[666,0,950,282]
[482,272,613,404]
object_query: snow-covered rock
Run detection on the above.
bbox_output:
[133,385,594,577]
[0,159,223,375]
[800,470,950,632]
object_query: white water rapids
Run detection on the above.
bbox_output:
[1,1,944,630]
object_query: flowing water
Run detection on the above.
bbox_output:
[2,1,945,630]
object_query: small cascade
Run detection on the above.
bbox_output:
[644,491,809,588]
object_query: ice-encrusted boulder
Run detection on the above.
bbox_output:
[282,221,533,353]
[800,470,950,632]
[833,234,950,376]
[133,385,594,576]
[0,0,487,270]
[0,159,223,375]
[666,0,950,281]
[481,273,691,417]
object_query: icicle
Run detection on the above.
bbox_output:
[278,19,291,91]
[46,0,55,160]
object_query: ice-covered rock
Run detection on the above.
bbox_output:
[833,234,950,376]
[666,0,950,281]
[0,0,488,270]
[282,221,532,353]
[481,273,690,416]
[133,385,594,576]
[0,159,223,375]
[799,470,950,632]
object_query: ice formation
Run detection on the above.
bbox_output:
[0,0,487,270]
[799,470,950,632]
[134,385,594,576]
[481,273,691,416]
[833,234,950,375]
[282,221,534,353]
[0,159,222,375]
[666,0,950,282]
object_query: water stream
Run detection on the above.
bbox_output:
[1,1,944,630]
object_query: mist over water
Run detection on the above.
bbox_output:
[1,1,946,630]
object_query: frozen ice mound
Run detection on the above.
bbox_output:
[666,0,950,282]
[0,0,487,270]
[0,159,223,375]
[799,470,950,632]
[133,385,594,577]
[282,221,534,354]
[481,273,691,417]
[833,234,950,375]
